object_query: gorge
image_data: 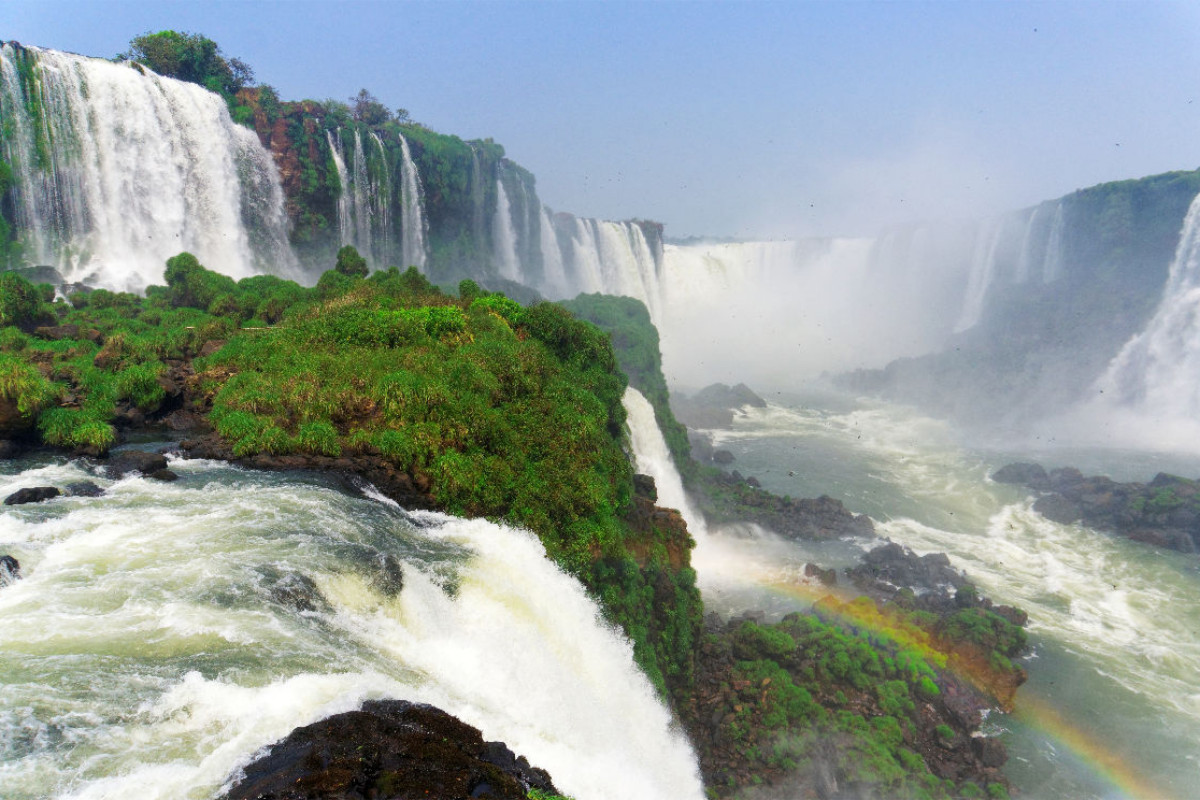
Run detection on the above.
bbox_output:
[1,33,1199,800]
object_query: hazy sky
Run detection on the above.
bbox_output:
[8,1,1200,239]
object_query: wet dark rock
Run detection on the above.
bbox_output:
[712,449,735,465]
[4,486,60,505]
[65,481,105,497]
[267,571,330,613]
[672,382,766,429]
[33,323,80,341]
[371,553,405,598]
[0,554,20,586]
[993,461,1200,552]
[848,542,967,596]
[221,699,559,800]
[0,440,23,459]
[972,736,1008,768]
[105,450,169,478]
[1033,493,1082,524]
[147,469,178,482]
[633,473,658,503]
[991,462,1049,489]
[162,410,204,432]
[804,562,838,586]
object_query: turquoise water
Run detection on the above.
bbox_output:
[701,391,1200,800]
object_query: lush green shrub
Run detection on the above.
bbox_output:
[0,272,43,329]
[163,252,238,310]
[0,353,59,420]
[335,244,369,278]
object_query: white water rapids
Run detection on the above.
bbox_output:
[0,454,703,800]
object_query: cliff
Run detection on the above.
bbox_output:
[840,169,1200,429]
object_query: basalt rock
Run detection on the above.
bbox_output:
[0,554,20,585]
[65,480,104,497]
[221,699,559,800]
[105,450,169,478]
[993,461,1200,552]
[4,486,60,505]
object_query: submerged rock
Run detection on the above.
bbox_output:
[65,480,105,497]
[105,450,169,478]
[4,486,60,505]
[0,554,20,585]
[222,699,559,800]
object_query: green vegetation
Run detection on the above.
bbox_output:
[119,30,254,109]
[705,613,983,799]
[0,250,701,698]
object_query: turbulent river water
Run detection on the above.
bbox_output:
[692,388,1200,800]
[0,453,703,800]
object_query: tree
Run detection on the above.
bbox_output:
[351,89,391,126]
[120,31,253,99]
[335,245,369,278]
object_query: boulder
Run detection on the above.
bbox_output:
[990,462,1049,489]
[4,486,60,505]
[712,449,735,465]
[1033,494,1082,525]
[33,324,80,341]
[0,554,20,586]
[65,481,105,497]
[221,699,559,800]
[106,450,169,478]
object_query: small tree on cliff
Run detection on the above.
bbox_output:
[120,31,254,100]
[351,89,391,126]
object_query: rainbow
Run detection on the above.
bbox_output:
[711,563,1175,799]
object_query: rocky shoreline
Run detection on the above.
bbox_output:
[993,461,1200,552]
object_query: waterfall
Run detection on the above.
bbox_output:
[1094,192,1200,423]
[623,388,708,541]
[1014,206,1041,284]
[326,129,354,250]
[1042,201,1066,283]
[592,221,662,321]
[469,144,486,251]
[368,131,393,267]
[492,178,521,281]
[0,456,704,800]
[396,133,427,269]
[539,207,569,298]
[350,131,372,254]
[953,217,1006,332]
[0,44,296,291]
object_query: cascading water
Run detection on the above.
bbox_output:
[1090,191,1200,438]
[395,133,427,269]
[0,454,703,800]
[492,178,521,281]
[327,129,354,250]
[1042,201,1066,283]
[539,207,570,298]
[954,217,1006,332]
[0,44,296,290]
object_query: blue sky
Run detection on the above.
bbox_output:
[7,1,1200,239]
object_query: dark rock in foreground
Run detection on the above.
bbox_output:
[222,699,559,800]
[4,486,60,505]
[993,461,1200,552]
